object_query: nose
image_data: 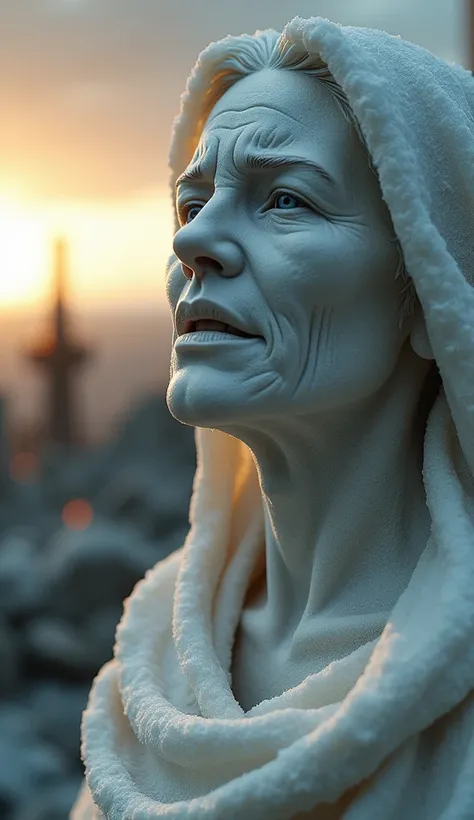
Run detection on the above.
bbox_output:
[172,218,244,281]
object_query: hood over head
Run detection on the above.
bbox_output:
[72,17,474,820]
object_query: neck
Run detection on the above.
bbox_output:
[227,342,438,645]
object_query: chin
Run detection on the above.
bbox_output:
[166,371,241,429]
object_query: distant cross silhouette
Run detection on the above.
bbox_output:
[25,238,91,448]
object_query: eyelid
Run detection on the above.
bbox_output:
[269,188,309,206]
[176,199,205,221]
[266,188,319,214]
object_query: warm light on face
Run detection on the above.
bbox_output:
[0,194,48,307]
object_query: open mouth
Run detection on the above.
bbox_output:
[184,319,254,338]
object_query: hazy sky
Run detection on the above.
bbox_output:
[1,0,468,200]
[0,0,469,308]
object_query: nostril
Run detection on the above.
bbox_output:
[194,256,224,274]
[182,264,194,279]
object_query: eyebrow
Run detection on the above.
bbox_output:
[175,152,338,190]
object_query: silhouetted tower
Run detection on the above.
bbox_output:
[26,238,91,448]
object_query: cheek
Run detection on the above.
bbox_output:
[268,225,400,314]
[254,228,401,389]
[288,304,403,410]
[253,225,350,310]
[320,295,403,384]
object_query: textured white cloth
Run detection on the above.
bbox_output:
[71,17,474,819]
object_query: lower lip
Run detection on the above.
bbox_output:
[175,331,259,346]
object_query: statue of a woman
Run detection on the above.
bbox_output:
[71,17,474,819]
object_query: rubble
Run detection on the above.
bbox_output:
[0,392,195,820]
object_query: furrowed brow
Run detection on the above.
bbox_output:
[175,161,205,189]
[241,152,337,187]
[175,152,338,190]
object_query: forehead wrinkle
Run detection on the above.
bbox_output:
[177,123,299,190]
[231,124,296,181]
[206,102,322,130]
[245,122,294,152]
[175,123,294,190]
[177,103,350,192]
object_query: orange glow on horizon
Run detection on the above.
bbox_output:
[0,193,48,307]
[0,189,173,310]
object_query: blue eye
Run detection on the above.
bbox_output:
[272,191,306,210]
[185,204,203,223]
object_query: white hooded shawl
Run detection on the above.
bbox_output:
[71,17,474,819]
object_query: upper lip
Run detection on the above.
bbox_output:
[175,300,259,338]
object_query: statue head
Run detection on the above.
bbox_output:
[166,30,436,430]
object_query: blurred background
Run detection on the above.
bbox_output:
[0,1,472,818]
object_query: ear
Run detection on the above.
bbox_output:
[409,299,434,361]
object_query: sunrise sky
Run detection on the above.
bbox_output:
[0,0,468,311]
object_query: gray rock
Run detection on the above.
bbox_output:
[43,518,161,623]
[24,614,118,677]
[14,778,83,820]
[0,390,197,819]
[26,681,89,760]
[113,392,195,469]
[96,461,192,539]
[0,616,21,697]
[0,535,46,618]
[0,703,72,813]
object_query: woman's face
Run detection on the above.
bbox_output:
[166,67,406,428]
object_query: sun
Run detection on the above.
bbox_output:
[0,194,47,307]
